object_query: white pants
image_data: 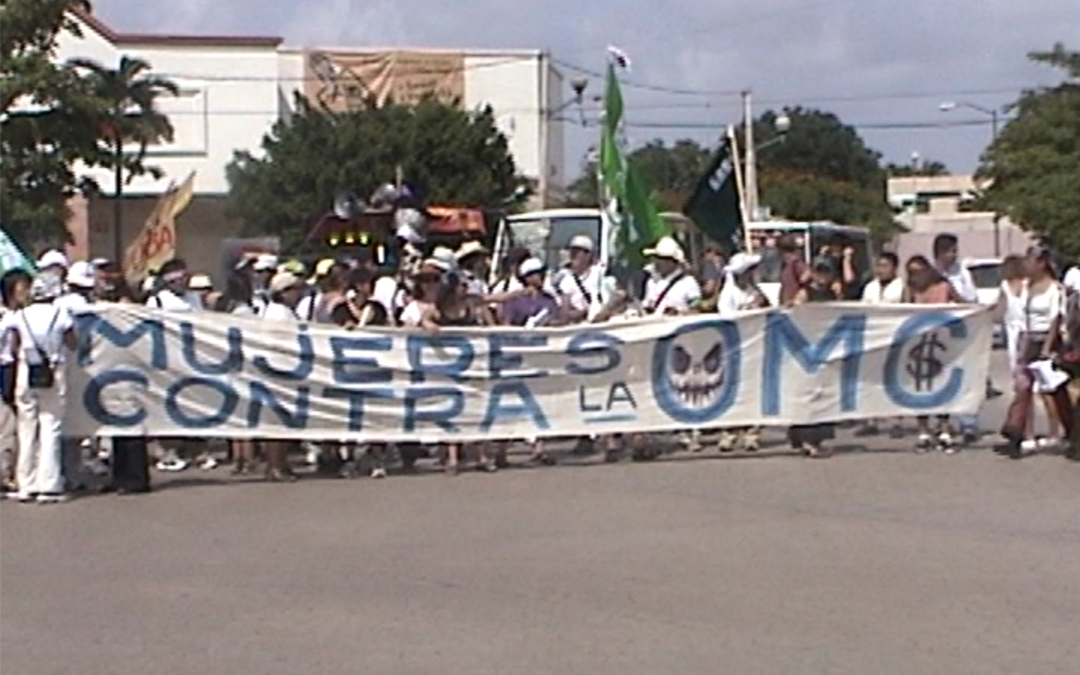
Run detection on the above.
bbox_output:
[14,364,66,496]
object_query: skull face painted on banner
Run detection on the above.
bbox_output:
[664,330,725,409]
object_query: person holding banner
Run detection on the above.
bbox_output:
[421,268,497,474]
[642,237,702,316]
[788,257,839,458]
[4,274,77,503]
[715,252,768,453]
[259,271,306,481]
[146,259,202,312]
[554,236,607,323]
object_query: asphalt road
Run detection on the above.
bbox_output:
[2,354,1079,675]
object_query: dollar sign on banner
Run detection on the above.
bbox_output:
[906,333,946,391]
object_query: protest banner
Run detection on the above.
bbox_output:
[123,171,196,285]
[65,304,993,442]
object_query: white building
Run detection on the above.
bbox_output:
[55,9,563,265]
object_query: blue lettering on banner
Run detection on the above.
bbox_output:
[488,334,548,379]
[324,387,395,431]
[251,325,315,381]
[404,387,465,432]
[762,313,867,415]
[480,380,549,431]
[82,369,147,426]
[651,320,740,425]
[180,322,243,375]
[607,382,637,410]
[77,315,166,369]
[247,382,310,428]
[407,336,474,383]
[330,335,393,384]
[164,377,238,429]
[565,331,622,375]
[884,311,967,409]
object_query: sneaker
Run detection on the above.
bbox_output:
[303,444,321,466]
[198,456,219,471]
[1036,437,1061,450]
[370,466,387,479]
[1020,439,1039,453]
[937,431,957,454]
[915,433,933,453]
[36,493,70,504]
[155,458,189,472]
[717,432,737,453]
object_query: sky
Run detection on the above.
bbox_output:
[93,0,1076,179]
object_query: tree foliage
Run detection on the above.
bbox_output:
[977,43,1080,256]
[885,160,950,177]
[227,95,525,248]
[0,0,100,247]
[563,139,711,211]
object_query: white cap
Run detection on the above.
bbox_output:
[141,276,157,292]
[567,235,595,253]
[517,257,547,278]
[66,261,97,289]
[643,236,687,264]
[253,254,278,272]
[268,271,303,293]
[724,252,762,276]
[37,249,69,270]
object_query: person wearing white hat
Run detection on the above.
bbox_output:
[642,236,701,316]
[146,259,203,312]
[36,250,69,278]
[56,261,97,315]
[3,273,77,503]
[257,271,306,482]
[553,234,609,323]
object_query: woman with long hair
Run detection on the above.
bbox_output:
[1001,246,1072,459]
[0,269,32,494]
[421,271,496,474]
[905,255,963,452]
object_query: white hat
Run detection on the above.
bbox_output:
[66,261,96,289]
[724,252,762,276]
[425,247,457,272]
[567,235,595,252]
[269,271,303,293]
[643,236,686,264]
[188,273,213,291]
[517,257,546,278]
[455,241,489,261]
[37,249,69,270]
[253,254,278,272]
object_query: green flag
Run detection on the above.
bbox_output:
[683,134,745,252]
[598,59,668,270]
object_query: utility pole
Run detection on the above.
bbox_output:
[742,90,758,222]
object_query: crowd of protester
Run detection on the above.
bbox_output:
[1,230,1077,504]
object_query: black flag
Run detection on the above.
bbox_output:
[682,135,745,252]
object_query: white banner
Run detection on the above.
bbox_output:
[65,304,993,441]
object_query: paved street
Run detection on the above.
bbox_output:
[2,354,1079,675]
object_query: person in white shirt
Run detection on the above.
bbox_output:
[4,273,76,503]
[456,240,491,298]
[932,233,981,442]
[860,252,906,305]
[259,271,306,481]
[0,269,32,495]
[400,252,454,328]
[554,235,609,323]
[856,252,906,438]
[997,254,1028,372]
[714,252,768,453]
[56,261,97,315]
[642,237,702,315]
[146,259,203,312]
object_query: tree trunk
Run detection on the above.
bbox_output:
[112,135,123,263]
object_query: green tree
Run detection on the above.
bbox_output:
[69,55,179,260]
[885,160,950,177]
[227,95,525,248]
[977,43,1080,256]
[748,108,898,239]
[563,138,710,211]
[0,0,101,249]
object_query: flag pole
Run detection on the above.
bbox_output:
[726,125,752,253]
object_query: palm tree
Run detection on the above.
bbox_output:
[68,55,179,261]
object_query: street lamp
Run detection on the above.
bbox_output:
[939,101,999,139]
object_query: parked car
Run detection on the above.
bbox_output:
[966,258,1004,346]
